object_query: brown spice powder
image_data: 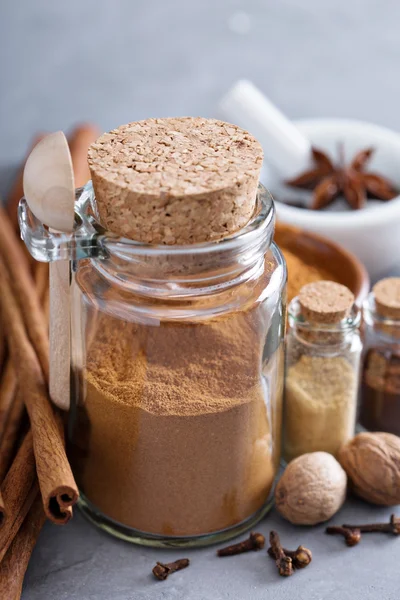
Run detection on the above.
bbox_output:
[71,307,282,536]
[280,248,335,302]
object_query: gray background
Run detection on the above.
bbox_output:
[1,0,400,598]
[2,0,400,165]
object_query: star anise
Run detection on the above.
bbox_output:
[286,146,397,210]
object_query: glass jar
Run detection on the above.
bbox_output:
[359,287,400,435]
[283,294,362,462]
[19,182,286,547]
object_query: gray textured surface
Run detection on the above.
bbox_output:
[1,0,400,598]
[24,503,400,600]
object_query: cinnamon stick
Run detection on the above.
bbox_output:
[0,308,5,377]
[0,257,78,524]
[68,124,99,187]
[0,262,45,532]
[0,390,25,483]
[0,432,36,558]
[41,287,50,322]
[0,491,4,529]
[0,360,16,437]
[0,205,49,381]
[34,262,49,304]
[0,494,46,600]
[34,261,50,327]
[0,361,20,534]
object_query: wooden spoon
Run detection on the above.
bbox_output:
[23,132,75,232]
[23,131,75,411]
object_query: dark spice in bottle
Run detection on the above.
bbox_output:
[359,278,400,436]
[359,347,400,436]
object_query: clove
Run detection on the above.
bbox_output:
[217,532,265,556]
[325,526,361,547]
[152,558,190,581]
[268,544,312,569]
[342,514,400,536]
[269,531,294,577]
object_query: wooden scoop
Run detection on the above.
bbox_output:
[23,131,75,410]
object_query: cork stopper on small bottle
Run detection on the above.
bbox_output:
[87,117,263,245]
[373,277,400,319]
[299,280,354,324]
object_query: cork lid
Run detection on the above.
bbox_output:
[88,117,263,244]
[299,280,354,324]
[373,278,400,319]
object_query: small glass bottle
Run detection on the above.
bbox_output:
[359,278,400,435]
[283,281,362,462]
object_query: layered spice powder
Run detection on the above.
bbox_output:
[71,304,283,536]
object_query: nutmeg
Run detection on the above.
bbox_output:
[275,452,347,525]
[338,432,400,506]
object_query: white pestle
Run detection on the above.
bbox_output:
[219,80,312,179]
[23,131,75,411]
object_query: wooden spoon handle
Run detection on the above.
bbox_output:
[49,125,98,411]
[49,259,70,411]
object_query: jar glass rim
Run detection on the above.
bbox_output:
[19,182,275,265]
[85,182,275,258]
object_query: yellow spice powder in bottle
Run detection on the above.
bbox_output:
[283,281,362,462]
